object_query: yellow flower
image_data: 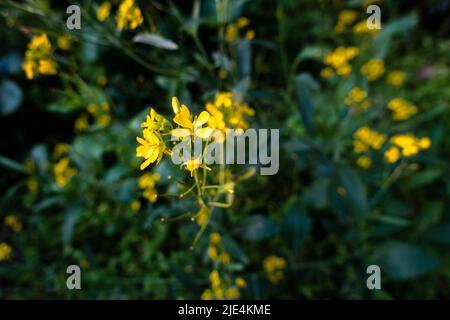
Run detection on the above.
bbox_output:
[386,71,405,87]
[361,59,384,81]
[5,215,22,232]
[97,2,111,22]
[387,98,417,121]
[117,0,143,30]
[219,252,231,265]
[201,289,213,300]
[235,277,247,288]
[209,232,221,246]
[389,134,431,158]
[0,243,12,261]
[97,114,111,127]
[197,207,209,226]
[209,270,221,288]
[53,143,70,159]
[357,156,372,169]
[245,30,255,40]
[54,157,76,187]
[224,287,240,299]
[353,127,386,152]
[345,87,369,110]
[131,200,141,212]
[226,24,238,42]
[171,99,213,140]
[136,129,166,170]
[263,255,286,284]
[237,17,250,28]
[139,172,160,189]
[352,20,379,35]
[74,113,89,132]
[22,33,57,79]
[320,67,334,78]
[384,146,400,163]
[208,246,218,260]
[27,178,39,194]
[183,157,211,177]
[143,188,158,203]
[57,34,71,50]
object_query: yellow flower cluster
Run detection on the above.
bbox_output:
[353,126,386,153]
[0,242,12,261]
[136,109,168,170]
[334,10,358,33]
[344,87,369,110]
[205,92,255,142]
[386,71,405,87]
[361,59,384,81]
[226,17,255,42]
[117,0,143,31]
[352,20,380,35]
[384,134,431,163]
[263,255,286,284]
[387,98,417,121]
[201,270,246,300]
[53,144,76,187]
[97,2,111,21]
[25,158,39,194]
[22,33,57,80]
[75,102,112,132]
[4,215,22,232]
[207,233,231,265]
[138,172,160,203]
[323,46,359,77]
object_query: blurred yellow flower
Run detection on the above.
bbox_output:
[54,157,76,187]
[235,277,247,288]
[22,33,57,79]
[345,87,369,110]
[389,134,431,158]
[5,215,22,232]
[353,127,386,153]
[117,0,143,31]
[0,243,12,261]
[237,17,250,28]
[361,59,384,81]
[196,207,209,226]
[224,287,240,299]
[74,113,89,132]
[352,20,379,35]
[97,2,111,22]
[57,34,71,50]
[334,10,358,33]
[226,24,238,42]
[131,199,141,212]
[320,67,334,78]
[263,255,286,284]
[384,146,401,163]
[388,98,417,121]
[386,71,405,87]
[356,156,372,169]
[245,29,255,40]
[209,232,221,246]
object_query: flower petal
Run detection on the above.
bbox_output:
[194,111,210,127]
[171,128,191,138]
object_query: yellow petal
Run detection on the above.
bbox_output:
[195,127,213,139]
[171,128,191,138]
[194,111,210,127]
[180,105,191,118]
[172,97,180,114]
[140,158,152,170]
[174,114,193,129]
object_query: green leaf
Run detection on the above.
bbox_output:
[133,33,179,50]
[237,215,279,241]
[0,155,26,173]
[62,203,82,245]
[407,169,442,188]
[222,235,249,265]
[282,202,311,252]
[0,80,23,115]
[236,40,251,78]
[379,242,438,279]
[294,73,318,132]
[337,166,368,213]
[427,223,450,245]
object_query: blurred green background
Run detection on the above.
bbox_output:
[0,0,449,299]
